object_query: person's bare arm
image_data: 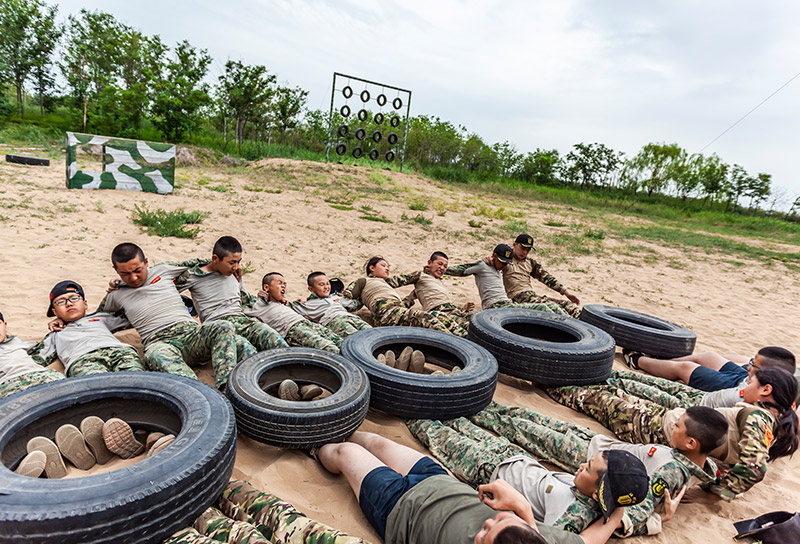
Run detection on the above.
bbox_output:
[477,479,537,528]
[578,508,624,544]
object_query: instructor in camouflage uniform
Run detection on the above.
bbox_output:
[547,367,799,504]
[503,234,582,318]
[100,243,255,389]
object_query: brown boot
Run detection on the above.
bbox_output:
[278,379,301,401]
[103,418,145,459]
[396,346,413,371]
[55,424,96,470]
[410,350,425,374]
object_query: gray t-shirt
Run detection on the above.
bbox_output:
[0,336,45,384]
[385,475,582,544]
[701,380,747,408]
[178,269,245,323]
[291,295,360,327]
[37,313,130,372]
[101,263,195,343]
[448,261,510,309]
[244,298,304,337]
[492,455,577,525]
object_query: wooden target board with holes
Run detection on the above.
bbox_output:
[325,72,412,171]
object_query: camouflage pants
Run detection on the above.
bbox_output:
[373,299,451,333]
[609,369,705,409]
[468,401,595,473]
[428,303,471,337]
[547,384,669,446]
[67,345,145,377]
[222,314,288,352]
[405,417,527,485]
[491,299,568,316]
[285,320,342,353]
[0,369,64,398]
[511,291,581,318]
[144,321,256,389]
[326,314,372,338]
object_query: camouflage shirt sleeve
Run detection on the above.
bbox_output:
[702,411,772,500]
[445,261,481,277]
[552,495,600,534]
[619,461,689,536]
[345,278,367,300]
[239,283,257,309]
[529,259,566,294]
[339,296,363,312]
[385,271,420,288]
[26,336,57,367]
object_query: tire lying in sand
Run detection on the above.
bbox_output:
[5,153,50,166]
[468,308,615,386]
[0,372,236,544]
[341,327,497,419]
[226,348,370,449]
[579,304,696,358]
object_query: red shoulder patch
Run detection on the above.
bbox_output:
[88,318,100,322]
[764,425,773,448]
[648,446,657,457]
[150,276,161,285]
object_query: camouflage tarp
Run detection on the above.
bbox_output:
[66,132,175,194]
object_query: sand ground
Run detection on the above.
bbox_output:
[1,153,798,543]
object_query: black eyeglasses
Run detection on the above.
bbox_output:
[749,357,760,370]
[53,294,82,307]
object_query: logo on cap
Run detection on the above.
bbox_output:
[617,493,637,505]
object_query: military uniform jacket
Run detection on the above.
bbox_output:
[346,277,404,313]
[587,435,717,536]
[389,269,453,311]
[503,257,567,299]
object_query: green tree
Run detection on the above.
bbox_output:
[696,153,728,206]
[272,84,308,144]
[626,143,685,196]
[151,40,212,142]
[28,1,60,115]
[513,149,561,185]
[724,164,751,212]
[492,140,520,178]
[672,153,702,200]
[216,60,276,153]
[745,172,771,210]
[562,142,621,188]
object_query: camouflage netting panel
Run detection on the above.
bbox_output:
[65,132,176,194]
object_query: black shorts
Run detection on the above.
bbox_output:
[688,361,748,392]
[358,457,447,539]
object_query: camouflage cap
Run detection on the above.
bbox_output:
[515,233,534,249]
[47,280,85,317]
[493,244,513,263]
[597,450,650,522]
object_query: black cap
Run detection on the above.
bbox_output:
[596,450,650,522]
[329,277,345,295]
[515,233,534,249]
[47,281,85,317]
[493,244,513,264]
[734,511,800,544]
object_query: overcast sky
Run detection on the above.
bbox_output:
[55,0,800,204]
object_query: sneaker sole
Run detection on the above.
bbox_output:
[55,424,96,470]
[80,416,113,465]
[397,346,413,371]
[410,351,425,374]
[26,437,67,479]
[15,450,46,478]
[147,434,175,457]
[103,418,144,459]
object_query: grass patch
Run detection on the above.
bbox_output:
[407,197,429,211]
[468,219,485,228]
[131,205,209,238]
[329,204,354,211]
[544,219,567,227]
[207,185,230,193]
[583,228,605,240]
[360,214,392,223]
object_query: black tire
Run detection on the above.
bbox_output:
[390,116,400,127]
[372,130,382,143]
[340,327,498,419]
[468,309,615,385]
[0,372,236,544]
[355,128,366,141]
[5,154,50,166]
[368,149,379,161]
[385,151,395,162]
[377,94,387,106]
[374,112,384,124]
[335,143,347,156]
[387,133,399,145]
[337,124,349,137]
[360,90,370,102]
[342,86,353,99]
[579,304,697,358]
[392,97,403,110]
[352,147,363,158]
[226,348,370,449]
[357,109,369,122]
[340,105,351,117]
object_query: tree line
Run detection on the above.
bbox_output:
[1,0,798,217]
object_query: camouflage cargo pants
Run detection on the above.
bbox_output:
[326,314,372,338]
[68,345,145,377]
[144,321,256,389]
[609,369,705,409]
[491,299,568,316]
[0,369,64,398]
[428,303,470,337]
[547,384,669,446]
[285,320,342,353]
[511,291,581,318]
[405,417,527,485]
[468,401,595,473]
[222,314,288,352]
[373,299,452,333]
